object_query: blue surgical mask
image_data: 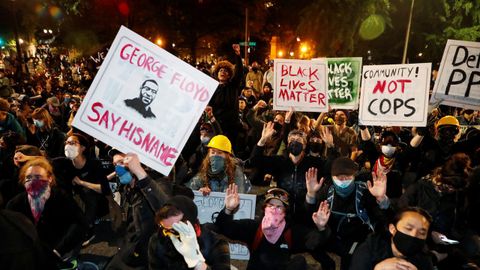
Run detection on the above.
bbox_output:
[115,165,133,185]
[209,155,225,174]
[333,178,355,197]
[33,119,44,128]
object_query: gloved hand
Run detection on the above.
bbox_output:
[169,221,205,268]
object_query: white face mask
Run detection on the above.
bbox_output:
[381,144,396,158]
[64,145,79,160]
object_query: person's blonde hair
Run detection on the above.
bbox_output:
[31,108,55,131]
[19,157,56,186]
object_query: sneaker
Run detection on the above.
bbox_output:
[58,259,78,270]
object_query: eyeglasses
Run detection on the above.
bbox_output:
[265,203,285,211]
[65,141,79,146]
[25,174,48,182]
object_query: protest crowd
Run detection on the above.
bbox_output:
[0,41,480,270]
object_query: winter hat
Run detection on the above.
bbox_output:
[164,195,198,225]
[331,157,359,176]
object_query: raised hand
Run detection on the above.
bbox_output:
[320,126,334,148]
[224,183,240,212]
[260,121,276,141]
[368,171,387,202]
[312,200,330,230]
[305,167,324,198]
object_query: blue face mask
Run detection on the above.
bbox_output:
[209,155,225,174]
[333,178,355,197]
[115,165,133,185]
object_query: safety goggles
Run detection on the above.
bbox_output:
[265,188,289,206]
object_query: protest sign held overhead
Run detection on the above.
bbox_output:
[273,59,328,112]
[72,26,219,176]
[359,63,431,127]
[431,39,480,110]
[326,57,362,109]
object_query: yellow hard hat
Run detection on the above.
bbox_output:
[436,115,459,128]
[207,135,232,154]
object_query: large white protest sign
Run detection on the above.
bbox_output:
[273,59,328,112]
[359,63,431,127]
[72,26,218,175]
[193,191,256,260]
[431,40,480,110]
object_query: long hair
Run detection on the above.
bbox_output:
[31,107,54,131]
[198,152,236,188]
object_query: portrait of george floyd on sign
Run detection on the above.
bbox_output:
[273,59,328,112]
[359,63,431,127]
[72,26,219,176]
[431,39,480,110]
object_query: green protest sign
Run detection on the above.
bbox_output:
[326,57,362,109]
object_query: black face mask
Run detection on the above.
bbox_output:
[309,142,322,153]
[438,127,458,143]
[252,67,258,72]
[288,141,303,156]
[273,122,283,133]
[392,230,426,257]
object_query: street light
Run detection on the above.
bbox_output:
[300,45,308,53]
[277,50,284,57]
[156,38,163,47]
[289,51,294,57]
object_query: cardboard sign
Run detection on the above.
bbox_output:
[359,63,431,127]
[72,26,218,176]
[431,40,480,110]
[326,57,362,109]
[273,59,328,112]
[193,191,256,260]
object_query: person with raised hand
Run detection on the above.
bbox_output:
[305,157,391,270]
[215,183,331,270]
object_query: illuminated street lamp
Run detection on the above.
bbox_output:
[277,50,284,57]
[156,38,163,47]
[172,43,176,48]
[300,45,308,53]
[289,51,294,57]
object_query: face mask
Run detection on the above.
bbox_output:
[200,136,211,144]
[392,230,426,257]
[263,205,286,228]
[381,144,396,158]
[288,141,303,156]
[309,142,322,153]
[439,127,458,143]
[115,165,133,184]
[209,155,225,174]
[273,122,283,133]
[333,178,355,197]
[33,119,44,128]
[64,144,79,160]
[25,179,50,198]
[64,97,71,104]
